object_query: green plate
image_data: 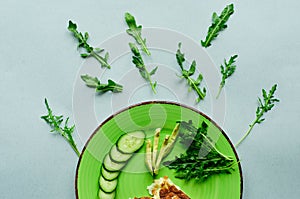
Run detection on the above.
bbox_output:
[76,101,243,199]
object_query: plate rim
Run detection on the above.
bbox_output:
[75,100,243,199]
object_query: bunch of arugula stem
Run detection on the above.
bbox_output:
[236,84,279,147]
[176,42,206,102]
[41,98,80,157]
[81,74,123,93]
[201,3,234,48]
[216,54,238,99]
[68,20,111,69]
[125,12,151,56]
[129,42,157,93]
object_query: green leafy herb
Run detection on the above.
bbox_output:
[41,98,80,157]
[68,20,111,69]
[201,4,234,48]
[125,12,151,56]
[164,120,236,182]
[81,74,123,93]
[129,43,157,93]
[216,55,238,98]
[236,84,279,147]
[176,43,206,102]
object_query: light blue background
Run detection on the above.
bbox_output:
[1,0,300,198]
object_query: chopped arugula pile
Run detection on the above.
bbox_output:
[236,84,279,147]
[216,54,238,98]
[68,20,111,69]
[164,120,236,182]
[41,98,80,157]
[81,74,123,93]
[201,4,235,48]
[176,43,206,102]
[125,12,151,56]
[129,42,157,93]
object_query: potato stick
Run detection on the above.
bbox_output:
[145,139,153,175]
[152,128,161,168]
[164,123,180,157]
[154,135,169,175]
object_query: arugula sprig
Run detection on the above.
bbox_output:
[176,43,206,102]
[201,4,234,48]
[129,43,157,93]
[236,84,279,147]
[41,98,80,157]
[81,74,123,93]
[164,120,236,182]
[125,12,151,56]
[68,20,111,69]
[216,55,238,98]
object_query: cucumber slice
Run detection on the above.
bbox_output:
[99,175,118,193]
[101,166,120,181]
[109,145,133,163]
[117,131,145,154]
[98,189,115,199]
[103,154,126,172]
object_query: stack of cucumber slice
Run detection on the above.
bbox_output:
[99,131,145,199]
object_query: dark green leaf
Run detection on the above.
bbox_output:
[81,74,100,88]
[188,61,196,76]
[129,43,157,93]
[176,42,206,102]
[129,42,140,56]
[125,12,151,56]
[176,43,185,70]
[68,20,111,69]
[95,79,123,93]
[149,66,158,76]
[41,98,80,157]
[236,84,279,147]
[195,73,203,85]
[216,54,238,98]
[81,74,123,93]
[201,4,235,47]
[262,89,267,100]
[153,81,157,89]
[80,53,89,58]
[212,12,218,22]
[68,20,77,31]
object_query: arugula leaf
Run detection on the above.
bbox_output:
[176,43,206,102]
[201,4,234,48]
[125,12,151,56]
[41,98,80,157]
[164,120,236,182]
[68,20,111,69]
[216,54,238,98]
[236,84,279,147]
[129,43,157,93]
[81,74,123,93]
